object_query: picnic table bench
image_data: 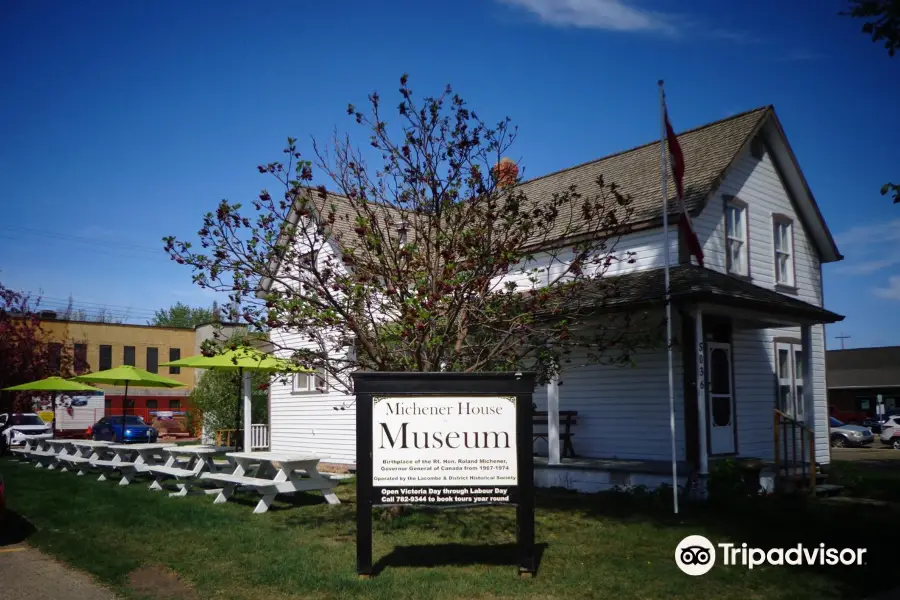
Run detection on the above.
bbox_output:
[147,445,234,497]
[200,451,340,514]
[60,440,112,475]
[44,439,76,470]
[533,410,578,458]
[92,443,175,485]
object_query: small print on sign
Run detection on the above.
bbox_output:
[372,395,518,487]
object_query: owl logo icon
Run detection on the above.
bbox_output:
[675,535,716,576]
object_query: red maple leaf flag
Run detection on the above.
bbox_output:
[663,106,704,267]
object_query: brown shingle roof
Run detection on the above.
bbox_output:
[310,106,770,252]
[514,106,770,238]
[552,264,844,324]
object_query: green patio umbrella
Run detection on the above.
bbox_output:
[161,347,307,451]
[72,366,185,441]
[3,376,102,437]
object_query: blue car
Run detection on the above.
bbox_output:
[91,416,158,443]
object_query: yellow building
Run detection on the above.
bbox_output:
[35,317,244,417]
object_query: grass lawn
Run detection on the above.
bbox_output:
[829,459,900,504]
[0,457,895,600]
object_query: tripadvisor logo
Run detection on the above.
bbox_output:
[675,535,716,576]
[675,535,868,576]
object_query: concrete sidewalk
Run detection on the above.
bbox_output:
[0,545,117,600]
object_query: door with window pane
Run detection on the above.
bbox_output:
[706,342,736,454]
[776,342,804,421]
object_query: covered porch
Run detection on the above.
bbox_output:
[532,265,844,494]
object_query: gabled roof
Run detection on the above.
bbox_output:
[515,106,771,238]
[260,105,841,293]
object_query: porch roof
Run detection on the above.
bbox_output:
[567,265,844,324]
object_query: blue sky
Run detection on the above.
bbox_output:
[0,0,898,348]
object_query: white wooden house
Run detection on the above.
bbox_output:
[262,106,844,493]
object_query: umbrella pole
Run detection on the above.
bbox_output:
[51,391,57,438]
[235,368,243,451]
[122,381,129,444]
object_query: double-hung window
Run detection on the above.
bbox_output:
[292,369,328,394]
[773,217,794,286]
[725,198,748,276]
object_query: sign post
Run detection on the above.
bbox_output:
[353,371,536,578]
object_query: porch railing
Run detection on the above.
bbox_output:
[773,409,816,494]
[250,424,269,450]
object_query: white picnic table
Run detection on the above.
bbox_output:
[29,438,63,469]
[146,445,235,497]
[199,451,340,514]
[91,443,176,485]
[44,439,75,470]
[61,440,113,475]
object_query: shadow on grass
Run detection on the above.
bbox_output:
[372,542,547,575]
[0,510,36,546]
[226,490,333,512]
[538,487,895,598]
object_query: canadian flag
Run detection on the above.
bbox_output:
[663,106,704,267]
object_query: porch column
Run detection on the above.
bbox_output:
[801,325,815,432]
[694,308,708,479]
[547,375,561,465]
[243,370,252,451]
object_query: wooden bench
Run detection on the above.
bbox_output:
[30,449,60,468]
[533,410,578,458]
[90,458,138,484]
[58,455,94,476]
[200,452,341,514]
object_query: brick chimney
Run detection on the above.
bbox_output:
[493,157,519,188]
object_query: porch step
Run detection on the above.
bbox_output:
[814,484,844,497]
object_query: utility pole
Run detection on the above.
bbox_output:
[836,333,851,350]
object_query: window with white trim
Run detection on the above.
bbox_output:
[773,218,794,286]
[776,341,804,421]
[292,369,328,394]
[725,200,748,276]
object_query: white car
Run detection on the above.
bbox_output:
[879,415,900,450]
[0,413,52,450]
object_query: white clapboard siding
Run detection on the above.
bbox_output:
[694,137,830,464]
[731,324,828,464]
[533,341,686,462]
[693,141,823,307]
[495,226,667,290]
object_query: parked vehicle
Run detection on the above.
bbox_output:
[879,415,900,450]
[829,417,874,448]
[90,415,158,444]
[865,409,900,435]
[0,413,52,451]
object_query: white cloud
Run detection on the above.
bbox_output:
[834,256,900,275]
[497,0,678,34]
[874,276,900,301]
[835,218,900,247]
[496,0,758,43]
[832,218,900,279]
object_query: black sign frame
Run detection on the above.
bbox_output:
[353,371,536,577]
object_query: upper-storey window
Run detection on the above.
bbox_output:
[773,216,795,287]
[725,198,748,276]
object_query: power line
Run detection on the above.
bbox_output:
[0,226,167,255]
[34,296,161,314]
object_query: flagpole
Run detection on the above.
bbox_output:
[659,80,679,515]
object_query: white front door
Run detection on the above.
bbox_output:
[707,342,736,455]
